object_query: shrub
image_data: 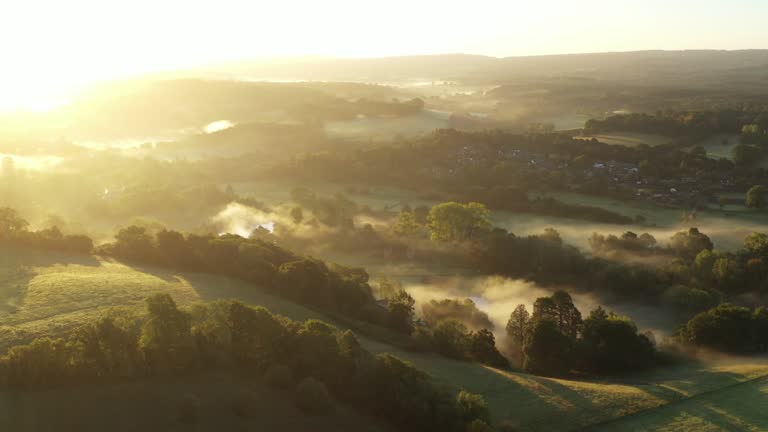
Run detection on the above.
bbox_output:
[295,377,334,415]
[457,390,490,425]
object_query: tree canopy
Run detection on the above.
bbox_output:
[427,202,491,242]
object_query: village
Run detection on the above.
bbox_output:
[422,137,751,211]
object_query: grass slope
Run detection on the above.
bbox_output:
[0,247,326,352]
[1,247,767,431]
[586,375,768,431]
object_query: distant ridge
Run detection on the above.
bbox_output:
[191,50,768,87]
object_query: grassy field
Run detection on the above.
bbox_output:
[586,375,768,431]
[577,133,673,147]
[325,109,450,141]
[690,134,741,160]
[372,344,768,431]
[2,247,768,431]
[0,247,327,352]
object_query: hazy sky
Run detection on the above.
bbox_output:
[1,0,767,109]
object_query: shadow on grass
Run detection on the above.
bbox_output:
[0,267,35,316]
[478,360,766,432]
[117,261,187,283]
[0,246,101,268]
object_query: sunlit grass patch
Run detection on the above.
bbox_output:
[589,376,768,431]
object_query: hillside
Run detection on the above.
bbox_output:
[2,246,767,431]
[0,371,392,432]
[587,375,768,431]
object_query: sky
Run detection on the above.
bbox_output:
[1,0,767,110]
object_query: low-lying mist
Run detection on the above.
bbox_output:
[403,275,677,339]
[496,214,763,252]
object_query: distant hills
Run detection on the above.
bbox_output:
[192,50,768,90]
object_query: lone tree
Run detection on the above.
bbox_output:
[427,202,491,242]
[387,289,416,334]
[746,185,767,209]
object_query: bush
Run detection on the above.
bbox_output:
[295,377,334,415]
[265,364,294,390]
[457,390,490,425]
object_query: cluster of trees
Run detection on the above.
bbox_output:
[426,202,492,242]
[87,182,267,225]
[740,118,768,146]
[96,225,411,333]
[422,298,495,331]
[589,228,714,261]
[0,207,92,254]
[387,206,723,318]
[391,202,497,244]
[732,143,765,167]
[372,289,510,369]
[0,295,492,431]
[589,231,659,258]
[473,225,742,318]
[584,110,768,138]
[473,228,590,287]
[97,220,515,369]
[678,303,768,353]
[411,319,509,369]
[447,187,633,225]
[505,292,656,376]
[682,232,768,296]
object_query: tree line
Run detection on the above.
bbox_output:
[0,295,492,432]
[0,207,92,253]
